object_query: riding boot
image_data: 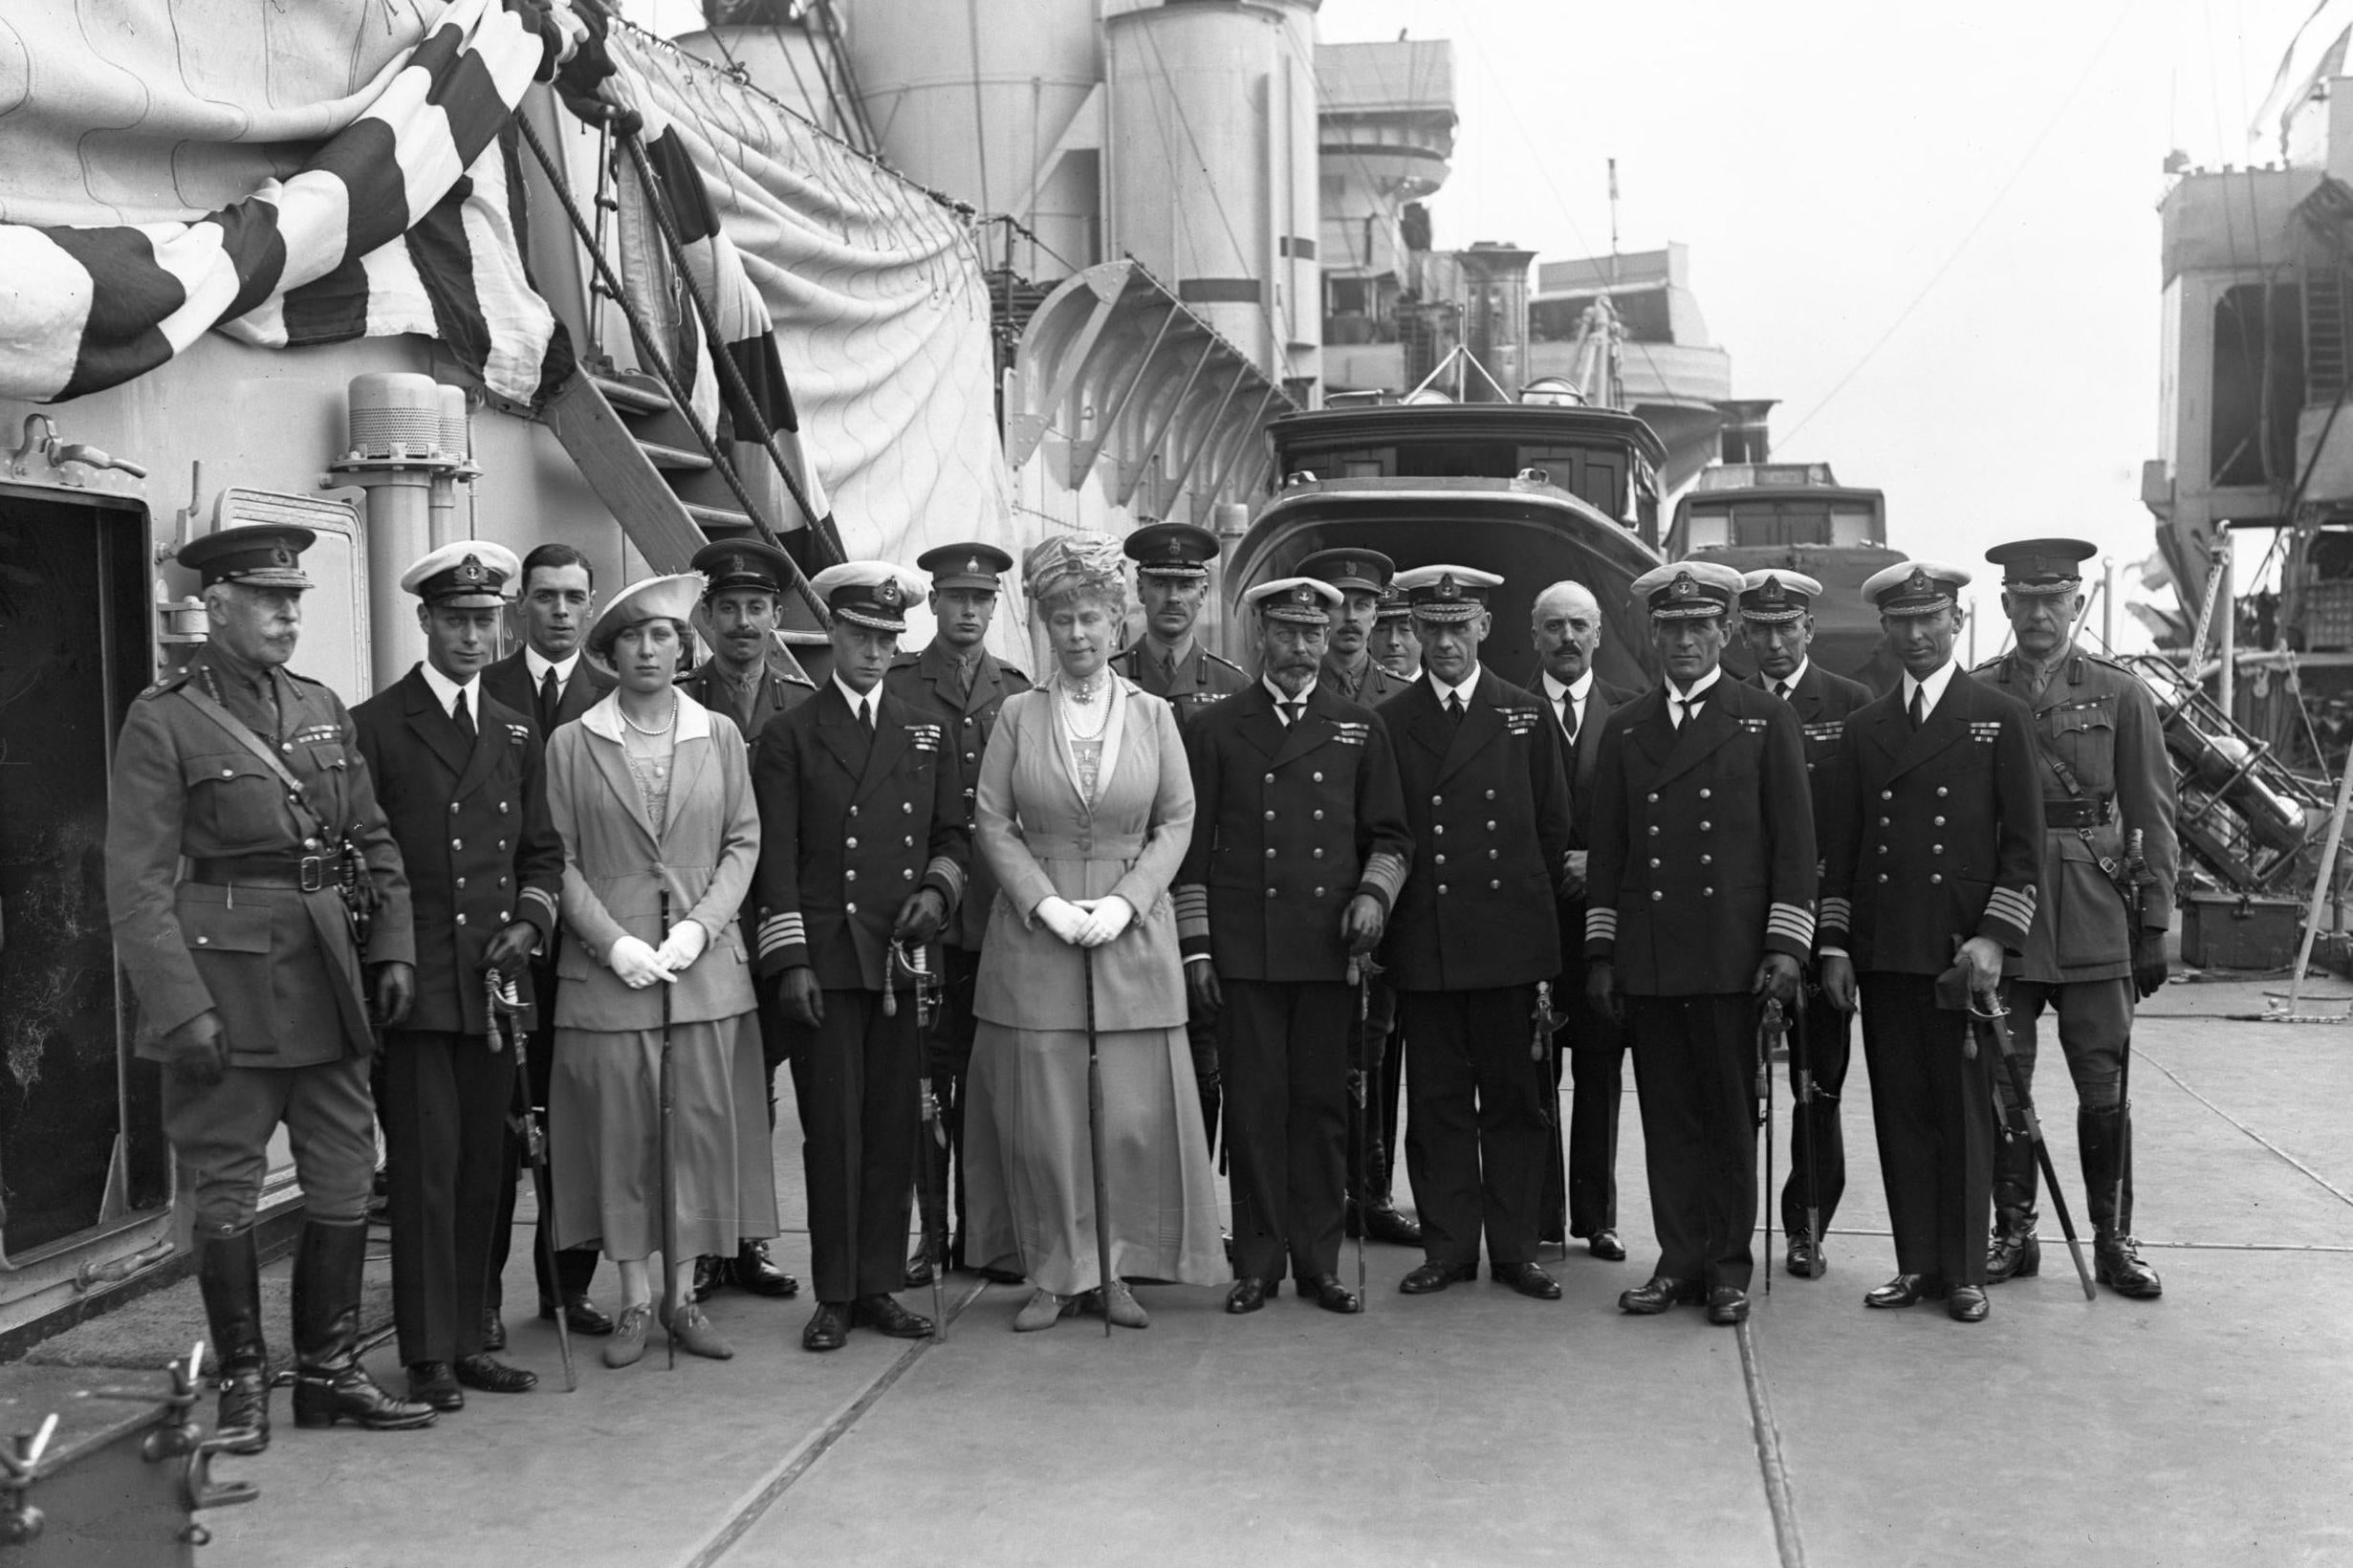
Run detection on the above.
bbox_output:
[1985,1130,2040,1282]
[196,1228,271,1453]
[290,1220,437,1431]
[2082,1107,2163,1298]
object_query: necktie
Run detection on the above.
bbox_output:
[954,656,975,700]
[1672,693,1703,729]
[1774,681,1793,703]
[1558,696,1578,744]
[1909,686,1927,730]
[453,688,476,744]
[538,666,560,732]
[1446,691,1465,718]
[1279,699,1302,727]
[857,696,872,731]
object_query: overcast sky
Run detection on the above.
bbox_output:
[633,0,2334,650]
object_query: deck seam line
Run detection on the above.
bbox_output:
[671,1276,991,1568]
[2138,1051,2353,1211]
[1734,1318,1807,1568]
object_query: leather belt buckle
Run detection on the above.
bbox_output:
[297,855,326,893]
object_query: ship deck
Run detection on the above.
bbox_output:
[108,975,2353,1564]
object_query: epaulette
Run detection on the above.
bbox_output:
[998,661,1031,685]
[137,669,194,700]
[1205,650,1246,673]
[888,650,923,668]
[777,664,817,688]
[282,668,326,687]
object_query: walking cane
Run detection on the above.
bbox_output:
[658,890,680,1369]
[889,942,949,1341]
[1968,991,2097,1301]
[490,969,575,1391]
[1346,955,1383,1308]
[1082,946,1113,1339]
[1756,999,1781,1297]
[1791,986,1826,1279]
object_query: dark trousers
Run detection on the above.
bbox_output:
[918,944,983,1257]
[788,989,919,1303]
[1780,984,1853,1242]
[1401,985,1549,1269]
[381,1029,512,1364]
[1624,995,1758,1291]
[1221,979,1350,1281]
[1860,973,1994,1287]
[486,991,598,1310]
[163,1053,376,1235]
[1562,1002,1625,1239]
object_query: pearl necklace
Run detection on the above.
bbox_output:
[1059,675,1111,740]
[620,698,679,736]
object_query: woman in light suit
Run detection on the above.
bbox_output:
[542,574,776,1367]
[964,532,1227,1332]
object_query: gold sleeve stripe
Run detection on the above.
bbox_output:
[1359,849,1408,905]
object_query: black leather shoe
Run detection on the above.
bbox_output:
[690,1255,727,1303]
[1398,1260,1478,1295]
[1364,1205,1424,1248]
[1618,1275,1696,1315]
[1707,1287,1751,1325]
[1948,1284,1990,1322]
[1786,1234,1825,1278]
[1491,1261,1562,1300]
[216,1367,270,1454]
[2095,1233,2164,1299]
[904,1250,936,1290]
[801,1301,849,1352]
[1863,1274,1950,1309]
[538,1293,615,1337]
[851,1294,933,1339]
[1987,1227,2041,1283]
[1225,1277,1272,1315]
[1584,1230,1626,1262]
[405,1361,463,1412]
[731,1240,799,1297]
[1300,1274,1362,1315]
[481,1308,507,1353]
[453,1353,538,1394]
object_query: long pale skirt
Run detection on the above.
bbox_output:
[963,1021,1229,1295]
[548,1013,778,1261]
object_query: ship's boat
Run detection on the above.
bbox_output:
[1225,396,1668,689]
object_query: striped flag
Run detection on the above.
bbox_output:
[0,0,575,405]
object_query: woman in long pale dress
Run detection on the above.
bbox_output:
[963,532,1227,1331]
[541,573,776,1367]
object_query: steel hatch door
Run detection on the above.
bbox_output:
[0,487,169,1265]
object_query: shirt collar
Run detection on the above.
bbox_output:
[833,673,881,714]
[1666,664,1723,705]
[524,645,581,685]
[1903,660,1958,716]
[417,660,476,717]
[1770,658,1811,693]
[1263,676,1317,708]
[1428,664,1483,708]
[1540,668,1594,705]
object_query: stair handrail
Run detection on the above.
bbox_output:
[619,126,847,568]
[518,114,832,630]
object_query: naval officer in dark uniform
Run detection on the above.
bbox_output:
[886,542,1030,1283]
[753,563,970,1351]
[1585,561,1816,1325]
[481,541,615,1340]
[1529,577,1635,1263]
[1175,577,1412,1316]
[1819,561,2044,1323]
[1375,565,1575,1300]
[678,538,813,1303]
[1738,568,1875,1278]
[105,523,433,1448]
[1295,547,1419,1249]
[353,542,559,1409]
[1370,586,1421,681]
[1110,520,1247,1153]
[1973,538,2176,1299]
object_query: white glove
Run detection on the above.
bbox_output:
[1035,896,1091,946]
[609,934,676,989]
[1076,895,1135,947]
[656,920,709,972]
